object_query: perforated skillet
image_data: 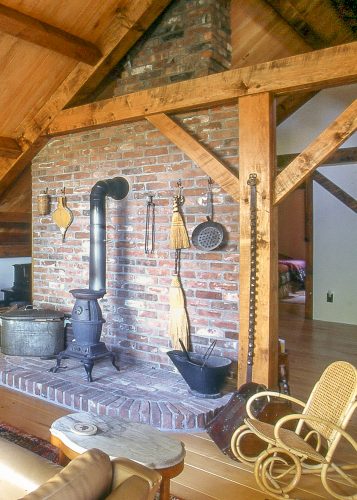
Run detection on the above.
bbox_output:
[192,180,225,251]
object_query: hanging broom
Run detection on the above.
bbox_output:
[169,182,190,250]
[168,250,189,350]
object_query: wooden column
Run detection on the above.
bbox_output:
[237,92,278,388]
[304,179,313,320]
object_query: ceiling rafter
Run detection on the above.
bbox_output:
[313,171,357,214]
[0,136,22,159]
[0,3,102,65]
[0,0,172,200]
[265,0,355,49]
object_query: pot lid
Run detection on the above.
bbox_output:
[0,308,64,321]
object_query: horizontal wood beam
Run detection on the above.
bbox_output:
[0,232,29,244]
[277,146,357,171]
[0,212,31,223]
[0,137,22,159]
[146,114,240,201]
[313,171,357,214]
[47,41,357,137]
[274,98,357,205]
[0,4,101,65]
[0,244,31,258]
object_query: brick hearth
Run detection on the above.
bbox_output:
[0,353,232,431]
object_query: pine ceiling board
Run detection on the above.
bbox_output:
[0,0,172,200]
[0,0,121,42]
[0,34,75,136]
[266,0,355,48]
[231,0,312,68]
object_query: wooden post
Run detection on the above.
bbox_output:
[304,179,313,320]
[237,92,278,388]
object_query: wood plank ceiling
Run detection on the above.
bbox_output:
[0,0,355,259]
[0,0,172,256]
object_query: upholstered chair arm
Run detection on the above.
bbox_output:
[110,458,161,500]
[246,390,306,419]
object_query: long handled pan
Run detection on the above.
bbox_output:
[192,178,225,251]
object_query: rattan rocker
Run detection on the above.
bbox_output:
[230,361,357,499]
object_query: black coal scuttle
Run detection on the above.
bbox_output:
[51,177,129,382]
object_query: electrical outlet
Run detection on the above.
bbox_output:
[327,291,334,303]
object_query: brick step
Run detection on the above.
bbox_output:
[0,353,232,431]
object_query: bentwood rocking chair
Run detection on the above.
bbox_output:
[230,361,357,500]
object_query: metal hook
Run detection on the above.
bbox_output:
[207,177,213,191]
[176,179,184,204]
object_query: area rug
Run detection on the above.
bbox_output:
[0,421,59,462]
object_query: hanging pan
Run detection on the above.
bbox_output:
[192,179,225,251]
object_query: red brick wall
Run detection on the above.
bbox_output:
[32,0,239,369]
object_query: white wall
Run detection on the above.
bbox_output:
[0,257,32,301]
[277,83,357,325]
[313,164,357,324]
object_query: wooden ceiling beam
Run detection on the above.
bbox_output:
[265,0,355,49]
[0,212,31,223]
[0,0,171,199]
[146,113,240,201]
[313,171,357,214]
[0,4,102,65]
[0,244,31,258]
[47,41,357,137]
[274,99,357,205]
[277,146,357,171]
[0,136,22,159]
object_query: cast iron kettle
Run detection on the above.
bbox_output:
[192,178,225,251]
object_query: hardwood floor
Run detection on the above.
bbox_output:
[0,303,356,499]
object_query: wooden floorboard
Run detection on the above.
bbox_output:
[0,303,356,499]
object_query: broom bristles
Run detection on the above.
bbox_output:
[169,274,189,349]
[170,211,190,249]
[169,310,189,349]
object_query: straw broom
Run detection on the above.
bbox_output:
[169,194,190,250]
[168,250,189,350]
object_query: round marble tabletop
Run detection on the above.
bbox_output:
[50,412,185,469]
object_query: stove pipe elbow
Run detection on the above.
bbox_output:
[89,177,129,292]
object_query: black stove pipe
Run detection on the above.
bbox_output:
[89,177,129,292]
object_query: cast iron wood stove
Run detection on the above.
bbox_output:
[51,177,129,381]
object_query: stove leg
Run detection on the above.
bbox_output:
[83,359,94,382]
[49,352,67,373]
[110,352,120,372]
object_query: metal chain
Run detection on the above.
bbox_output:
[246,173,257,383]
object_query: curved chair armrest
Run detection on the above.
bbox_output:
[246,390,306,420]
[110,457,161,498]
[274,413,357,455]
